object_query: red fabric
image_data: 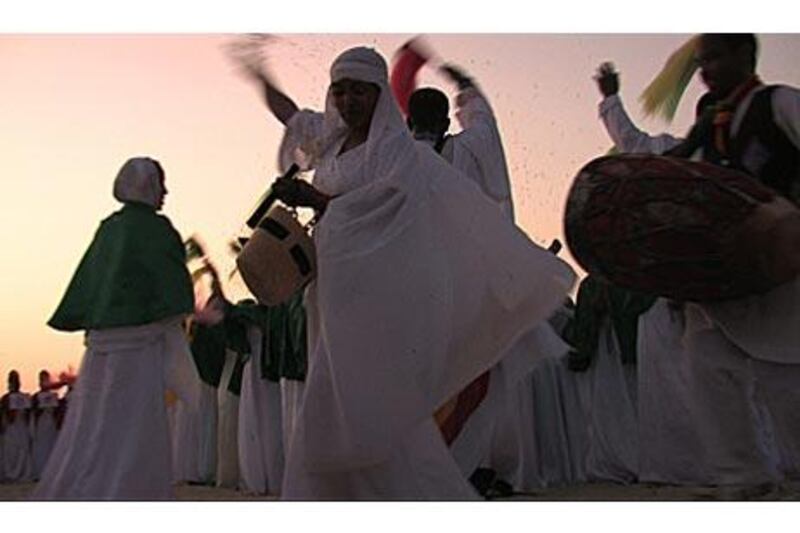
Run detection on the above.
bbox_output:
[390,42,429,117]
[437,371,491,445]
[713,76,763,156]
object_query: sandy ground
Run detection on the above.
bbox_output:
[3,481,800,501]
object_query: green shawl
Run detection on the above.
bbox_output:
[49,203,194,332]
[566,276,656,372]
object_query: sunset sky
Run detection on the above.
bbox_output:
[1,7,799,393]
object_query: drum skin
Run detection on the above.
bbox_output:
[564,154,799,302]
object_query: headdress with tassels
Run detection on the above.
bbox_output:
[639,35,700,124]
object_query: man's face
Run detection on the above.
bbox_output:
[696,36,752,98]
[330,78,380,133]
[39,371,51,389]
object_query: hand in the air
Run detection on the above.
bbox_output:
[595,62,619,98]
[440,63,474,90]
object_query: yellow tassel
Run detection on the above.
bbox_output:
[639,36,700,123]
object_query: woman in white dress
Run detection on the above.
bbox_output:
[32,157,195,500]
[31,371,61,481]
[241,45,576,500]
[1,370,33,483]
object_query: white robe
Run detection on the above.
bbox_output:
[636,299,710,484]
[31,391,60,480]
[2,392,33,483]
[278,83,574,499]
[682,303,781,485]
[598,92,800,485]
[215,349,241,489]
[32,317,191,500]
[167,331,205,485]
[238,326,285,495]
[486,325,570,491]
[437,87,565,490]
[577,321,639,484]
[195,381,218,484]
[280,378,304,461]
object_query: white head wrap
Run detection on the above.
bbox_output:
[113,157,164,208]
[279,47,413,177]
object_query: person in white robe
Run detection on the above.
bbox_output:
[231,301,285,495]
[32,157,196,500]
[31,371,61,481]
[239,45,576,500]
[594,36,800,485]
[568,279,641,484]
[216,349,242,490]
[405,61,571,494]
[167,326,207,486]
[1,371,33,483]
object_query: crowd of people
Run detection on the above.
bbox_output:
[7,33,798,500]
[0,370,71,484]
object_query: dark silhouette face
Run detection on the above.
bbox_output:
[39,370,51,390]
[330,78,380,133]
[696,35,754,98]
[8,370,20,392]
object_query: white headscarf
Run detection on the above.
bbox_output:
[113,157,164,208]
[279,47,413,180]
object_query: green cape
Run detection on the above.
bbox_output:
[48,203,194,332]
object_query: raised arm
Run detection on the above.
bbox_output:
[595,63,682,155]
[246,66,299,126]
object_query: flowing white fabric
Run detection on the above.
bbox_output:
[32,317,187,500]
[165,327,204,485]
[552,354,590,485]
[31,391,60,480]
[597,94,800,486]
[195,381,218,484]
[277,47,575,500]
[577,321,639,484]
[751,359,800,480]
[637,299,710,484]
[215,350,240,489]
[2,392,33,483]
[113,156,164,208]
[280,378,304,461]
[419,80,554,486]
[442,87,514,221]
[238,326,285,495]
[682,304,780,485]
[486,324,570,491]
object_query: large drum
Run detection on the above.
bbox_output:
[564,154,800,302]
[237,205,316,306]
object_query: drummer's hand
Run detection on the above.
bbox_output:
[272,177,328,211]
[595,62,619,98]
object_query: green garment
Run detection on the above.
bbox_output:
[267,292,307,382]
[224,300,272,394]
[189,293,308,391]
[190,322,228,388]
[48,203,194,332]
[567,276,656,372]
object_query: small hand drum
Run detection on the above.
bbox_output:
[237,205,317,306]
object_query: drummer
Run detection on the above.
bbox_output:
[597,34,800,202]
[594,34,800,487]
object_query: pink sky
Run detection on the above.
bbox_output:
[1,34,799,392]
